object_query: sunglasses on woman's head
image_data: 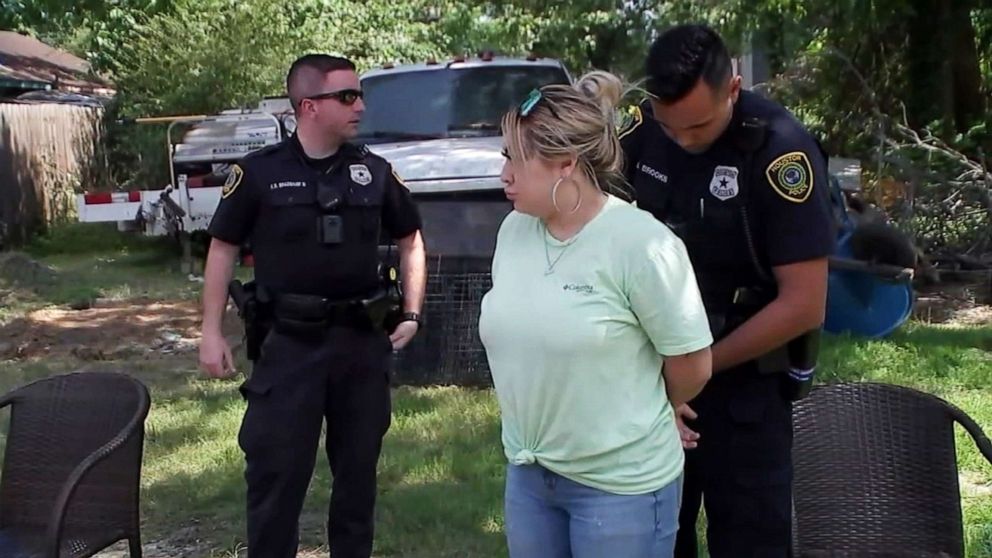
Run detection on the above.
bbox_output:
[518,88,558,119]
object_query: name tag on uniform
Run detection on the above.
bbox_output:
[637,161,669,184]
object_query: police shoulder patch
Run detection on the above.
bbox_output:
[221,164,244,199]
[765,151,814,203]
[616,105,643,140]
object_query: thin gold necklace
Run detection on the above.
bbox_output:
[543,233,570,275]
[542,194,608,276]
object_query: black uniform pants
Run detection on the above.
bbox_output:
[237,324,392,558]
[674,364,793,558]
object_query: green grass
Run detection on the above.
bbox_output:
[0,359,507,557]
[0,223,989,556]
[0,223,198,319]
[2,345,989,557]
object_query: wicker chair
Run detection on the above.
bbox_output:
[792,382,992,558]
[0,372,150,558]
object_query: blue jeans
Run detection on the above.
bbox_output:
[504,463,682,558]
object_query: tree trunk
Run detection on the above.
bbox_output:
[905,0,954,132]
[948,0,986,132]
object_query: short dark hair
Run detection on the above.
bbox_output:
[645,24,733,103]
[286,54,357,111]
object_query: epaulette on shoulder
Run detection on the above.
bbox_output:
[243,141,285,162]
[340,142,372,161]
[734,116,769,154]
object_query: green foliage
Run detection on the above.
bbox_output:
[737,1,992,253]
[4,0,991,254]
[77,0,449,189]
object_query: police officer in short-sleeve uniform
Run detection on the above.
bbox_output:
[199,54,426,558]
[620,25,835,557]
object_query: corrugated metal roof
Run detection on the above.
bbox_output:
[0,30,114,93]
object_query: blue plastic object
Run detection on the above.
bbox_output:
[823,178,915,338]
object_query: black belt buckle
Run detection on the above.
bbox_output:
[323,298,358,323]
[274,294,325,321]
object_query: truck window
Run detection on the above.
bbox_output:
[357,65,569,143]
[358,71,450,137]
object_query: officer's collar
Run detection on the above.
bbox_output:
[723,90,753,134]
[728,92,767,152]
[288,133,365,163]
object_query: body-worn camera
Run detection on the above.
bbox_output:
[319,214,343,244]
[316,177,345,245]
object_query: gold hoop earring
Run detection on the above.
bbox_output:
[550,177,564,213]
[551,177,581,214]
[569,180,582,214]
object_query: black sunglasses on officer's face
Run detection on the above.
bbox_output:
[306,89,363,106]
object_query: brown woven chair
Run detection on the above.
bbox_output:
[0,372,150,558]
[792,382,992,558]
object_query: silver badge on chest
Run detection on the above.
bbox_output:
[349,164,372,186]
[709,165,739,201]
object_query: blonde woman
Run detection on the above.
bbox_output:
[478,72,714,557]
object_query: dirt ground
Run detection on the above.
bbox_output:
[912,276,992,326]
[0,296,244,362]
[0,275,986,366]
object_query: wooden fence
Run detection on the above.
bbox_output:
[0,102,106,246]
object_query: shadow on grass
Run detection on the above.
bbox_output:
[295,386,506,557]
[819,322,992,390]
[0,222,204,308]
[4,319,987,557]
[24,222,180,260]
[134,379,505,556]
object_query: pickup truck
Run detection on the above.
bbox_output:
[74,54,571,384]
[75,54,571,266]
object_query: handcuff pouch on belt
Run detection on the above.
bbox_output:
[709,285,821,402]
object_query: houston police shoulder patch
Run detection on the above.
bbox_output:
[221,164,244,199]
[765,151,814,203]
[616,105,643,140]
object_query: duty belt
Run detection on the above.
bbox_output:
[271,292,365,324]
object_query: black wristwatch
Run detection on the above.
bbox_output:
[401,312,423,328]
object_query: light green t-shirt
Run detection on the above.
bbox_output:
[478,194,713,495]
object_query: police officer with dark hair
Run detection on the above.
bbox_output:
[198,53,426,558]
[619,24,835,557]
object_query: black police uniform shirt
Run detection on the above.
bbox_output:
[207,134,422,300]
[618,89,836,313]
